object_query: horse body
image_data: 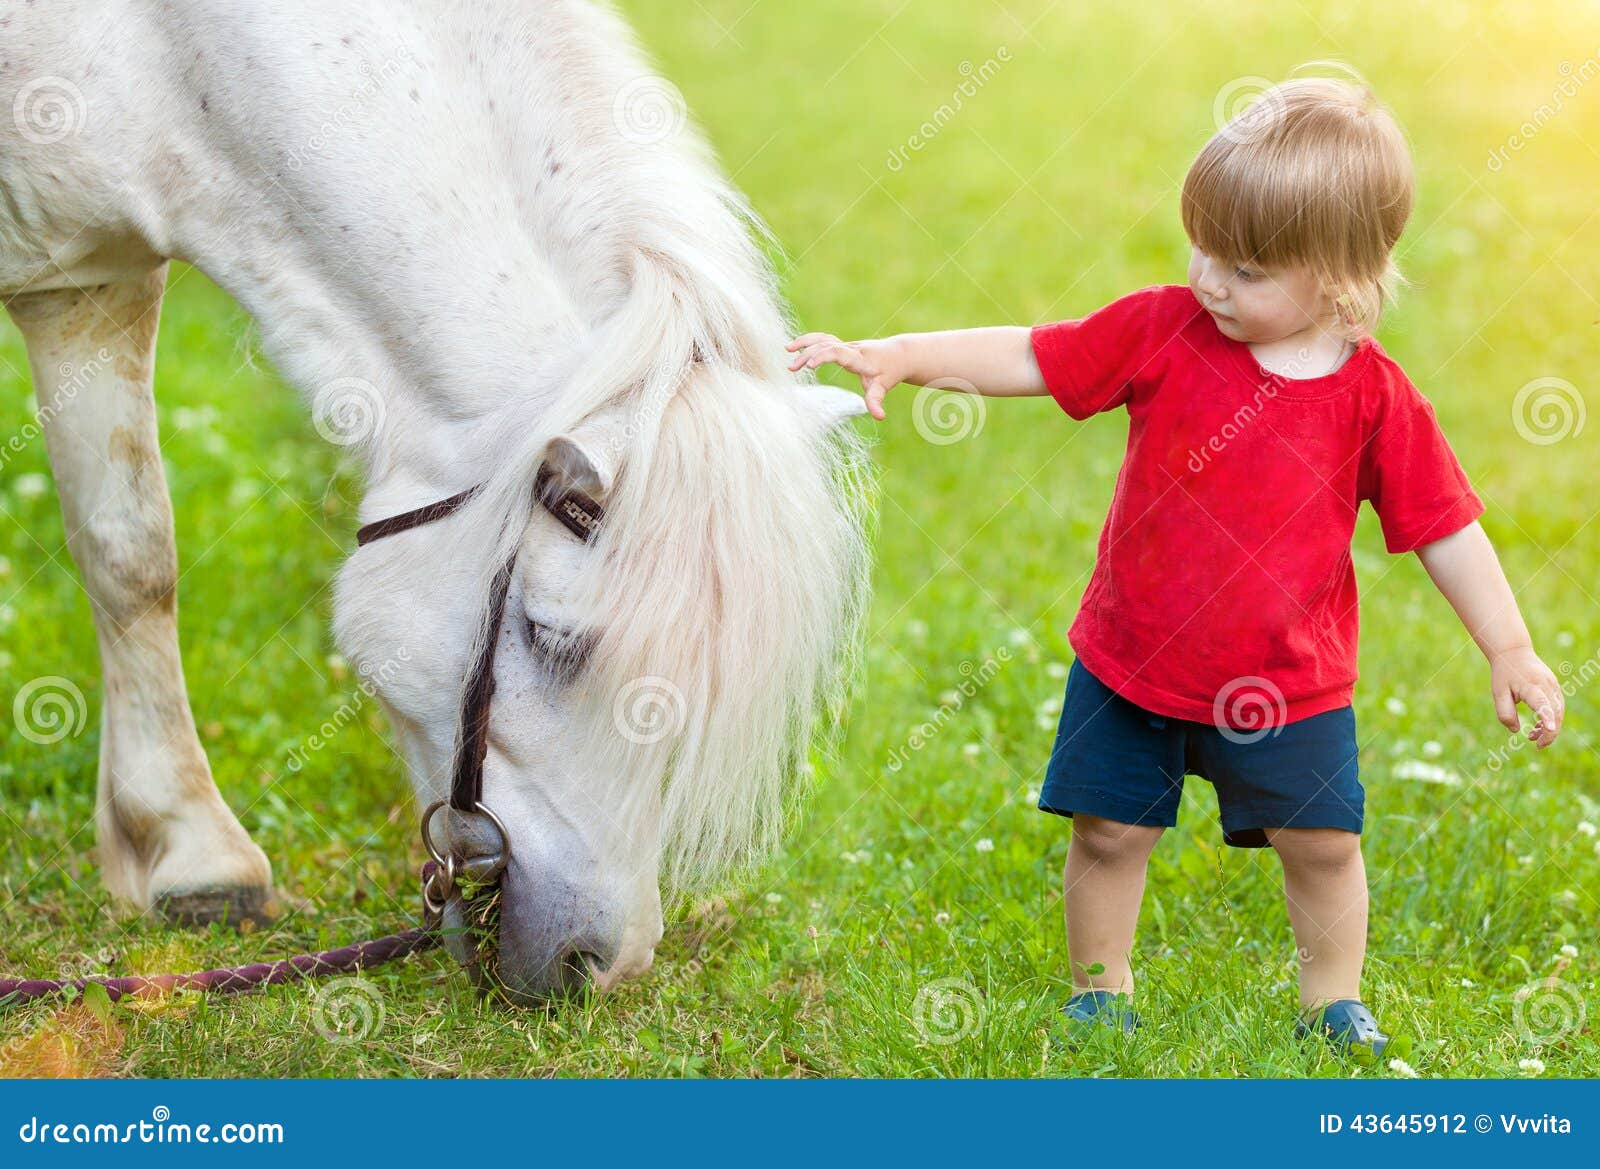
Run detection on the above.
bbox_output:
[3,0,870,1000]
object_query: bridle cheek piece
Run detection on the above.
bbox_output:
[356,465,604,933]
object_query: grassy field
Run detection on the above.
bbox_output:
[2,0,1597,1077]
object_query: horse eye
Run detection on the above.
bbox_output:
[526,620,592,681]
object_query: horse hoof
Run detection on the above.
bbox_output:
[154,886,278,929]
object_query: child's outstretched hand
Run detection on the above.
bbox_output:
[1490,646,1564,748]
[786,333,906,420]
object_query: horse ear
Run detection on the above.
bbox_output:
[795,384,868,435]
[543,409,626,498]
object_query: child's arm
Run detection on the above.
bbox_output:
[1414,521,1564,748]
[786,328,1046,420]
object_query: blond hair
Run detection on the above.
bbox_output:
[1181,74,1415,338]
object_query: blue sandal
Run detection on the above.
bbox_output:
[1295,998,1389,1058]
[1061,989,1141,1044]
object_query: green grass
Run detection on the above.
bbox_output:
[3,0,1597,1077]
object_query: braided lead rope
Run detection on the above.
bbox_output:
[0,868,445,1008]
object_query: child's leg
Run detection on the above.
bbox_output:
[1264,826,1367,1008]
[1064,813,1165,995]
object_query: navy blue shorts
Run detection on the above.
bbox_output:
[1038,658,1362,847]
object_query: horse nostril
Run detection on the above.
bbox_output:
[546,948,593,995]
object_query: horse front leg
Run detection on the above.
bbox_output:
[6,266,275,926]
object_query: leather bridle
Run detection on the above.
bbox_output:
[355,465,605,929]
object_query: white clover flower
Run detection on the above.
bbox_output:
[1038,695,1063,717]
[764,892,782,904]
[1046,661,1069,679]
[1518,1058,1546,1076]
[961,743,981,758]
[1384,696,1408,716]
[974,838,995,853]
[1560,944,1578,958]
[1577,822,1597,837]
[1460,978,1475,988]
[1422,740,1443,757]
[906,619,929,639]
[1388,1057,1419,1078]
[934,912,951,926]
[1394,760,1464,786]
[13,473,49,499]
[1007,628,1032,647]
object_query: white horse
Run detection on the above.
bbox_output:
[2,0,870,1001]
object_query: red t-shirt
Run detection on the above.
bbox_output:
[1030,284,1484,729]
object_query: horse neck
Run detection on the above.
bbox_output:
[132,0,781,515]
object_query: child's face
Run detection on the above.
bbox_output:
[1187,247,1336,344]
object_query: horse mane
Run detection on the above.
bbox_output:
[435,2,873,887]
